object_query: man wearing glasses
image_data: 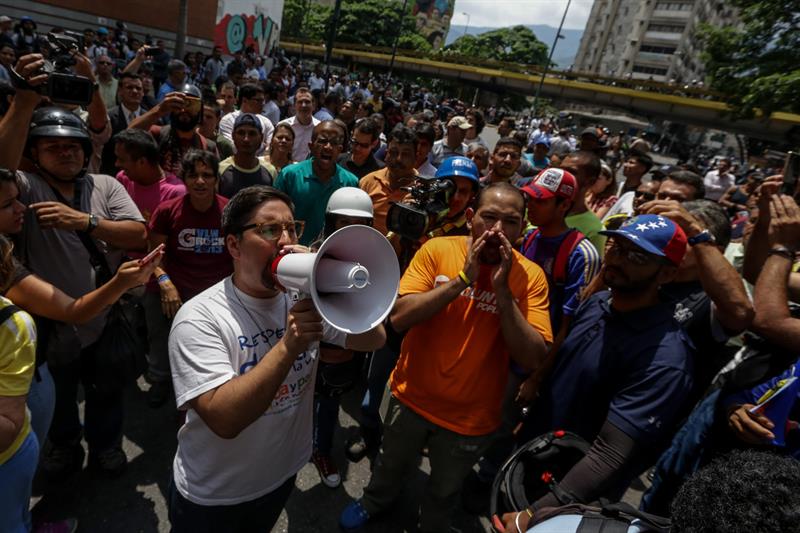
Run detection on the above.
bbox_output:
[337,117,384,179]
[508,214,694,531]
[94,54,118,110]
[167,185,385,532]
[274,121,358,246]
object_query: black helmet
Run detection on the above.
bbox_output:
[177,83,202,98]
[171,83,203,132]
[27,106,93,164]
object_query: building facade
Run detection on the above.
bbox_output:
[573,0,738,83]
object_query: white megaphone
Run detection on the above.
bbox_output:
[270,225,401,334]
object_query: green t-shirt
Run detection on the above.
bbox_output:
[274,159,359,245]
[566,210,606,257]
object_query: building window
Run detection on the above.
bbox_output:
[655,2,693,10]
[647,22,686,32]
[639,44,677,54]
[632,64,669,75]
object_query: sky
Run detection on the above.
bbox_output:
[449,0,594,30]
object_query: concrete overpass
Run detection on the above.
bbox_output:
[281,40,800,143]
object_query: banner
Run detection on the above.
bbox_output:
[214,0,285,55]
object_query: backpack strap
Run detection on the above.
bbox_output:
[0,304,21,327]
[553,229,586,285]
[521,228,541,256]
[577,515,630,533]
[600,502,671,531]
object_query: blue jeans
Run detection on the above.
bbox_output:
[168,474,296,533]
[359,343,400,429]
[0,431,39,532]
[27,363,56,445]
[48,341,124,452]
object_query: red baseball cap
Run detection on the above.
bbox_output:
[520,168,577,201]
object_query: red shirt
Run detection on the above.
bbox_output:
[149,194,233,300]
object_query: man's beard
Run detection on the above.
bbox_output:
[603,266,659,294]
[172,113,200,132]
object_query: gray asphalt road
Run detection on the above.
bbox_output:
[31,376,495,533]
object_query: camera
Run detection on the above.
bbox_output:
[144,47,160,57]
[386,176,455,241]
[39,32,94,106]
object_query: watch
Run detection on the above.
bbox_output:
[768,245,796,261]
[86,213,99,233]
[687,229,714,246]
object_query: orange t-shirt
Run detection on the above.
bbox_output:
[390,236,552,436]
[359,168,416,235]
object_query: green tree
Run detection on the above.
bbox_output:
[282,0,331,41]
[281,0,431,53]
[700,1,800,117]
[442,26,549,66]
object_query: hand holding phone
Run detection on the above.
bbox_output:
[139,243,165,266]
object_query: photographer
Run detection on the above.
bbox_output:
[128,83,218,175]
[0,53,147,479]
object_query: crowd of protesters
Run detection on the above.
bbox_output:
[0,14,798,533]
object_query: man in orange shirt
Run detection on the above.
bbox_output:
[340,182,552,533]
[359,124,418,235]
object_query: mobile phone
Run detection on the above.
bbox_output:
[782,152,800,195]
[144,47,160,57]
[139,243,165,266]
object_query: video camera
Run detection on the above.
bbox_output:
[38,32,94,106]
[8,32,94,106]
[386,176,455,241]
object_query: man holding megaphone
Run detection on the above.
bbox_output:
[165,186,387,533]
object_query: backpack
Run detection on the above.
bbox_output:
[528,501,671,533]
[522,228,586,284]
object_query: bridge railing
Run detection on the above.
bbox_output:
[280,38,722,101]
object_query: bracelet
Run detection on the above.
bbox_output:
[525,508,534,518]
[157,274,171,284]
[768,246,796,261]
[458,270,472,287]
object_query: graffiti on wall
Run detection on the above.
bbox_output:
[413,0,454,50]
[214,13,278,55]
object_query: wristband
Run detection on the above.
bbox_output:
[458,270,472,287]
[768,246,796,261]
[157,274,171,284]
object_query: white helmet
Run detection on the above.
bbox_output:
[326,187,374,219]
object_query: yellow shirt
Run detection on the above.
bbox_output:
[0,297,36,464]
[390,237,552,435]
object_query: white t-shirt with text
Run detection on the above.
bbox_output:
[169,277,345,505]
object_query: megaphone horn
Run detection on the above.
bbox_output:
[270,225,401,334]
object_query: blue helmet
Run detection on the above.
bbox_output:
[435,156,479,184]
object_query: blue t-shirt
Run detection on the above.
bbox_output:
[528,292,694,446]
[521,229,601,333]
[273,159,359,246]
[724,359,800,458]
[523,153,550,172]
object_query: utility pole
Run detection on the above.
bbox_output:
[532,0,571,117]
[462,12,471,38]
[323,0,343,92]
[388,0,410,78]
[174,0,188,59]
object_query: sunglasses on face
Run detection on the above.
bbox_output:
[350,138,372,150]
[635,191,656,201]
[240,221,305,240]
[606,239,658,266]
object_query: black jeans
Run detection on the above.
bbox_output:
[48,341,124,453]
[168,474,296,533]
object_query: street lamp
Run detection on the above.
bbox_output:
[532,0,571,117]
[389,0,410,78]
[462,12,471,38]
